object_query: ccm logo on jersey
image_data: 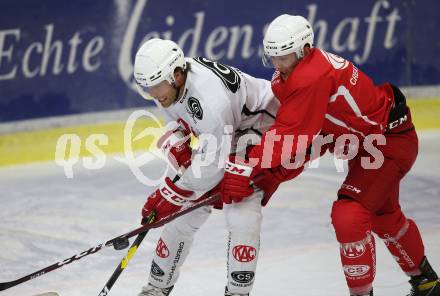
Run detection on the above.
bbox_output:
[343,265,370,277]
[388,114,408,130]
[232,245,256,262]
[225,161,253,177]
[341,183,362,194]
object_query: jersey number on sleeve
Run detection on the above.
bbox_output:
[193,57,241,93]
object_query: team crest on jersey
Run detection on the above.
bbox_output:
[232,245,256,262]
[186,97,203,121]
[156,238,170,258]
[320,49,349,70]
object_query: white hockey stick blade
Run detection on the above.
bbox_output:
[33,292,60,296]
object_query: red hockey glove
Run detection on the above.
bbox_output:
[221,155,259,204]
[141,177,194,224]
[252,170,279,206]
[254,166,304,206]
[157,123,192,170]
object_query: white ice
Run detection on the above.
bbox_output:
[0,131,439,296]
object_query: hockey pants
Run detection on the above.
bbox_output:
[147,192,263,294]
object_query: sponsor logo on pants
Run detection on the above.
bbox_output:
[156,238,170,258]
[343,264,370,277]
[340,241,366,258]
[231,271,255,284]
[232,245,256,262]
[151,260,165,277]
[166,242,185,286]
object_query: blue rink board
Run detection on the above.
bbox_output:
[0,0,439,122]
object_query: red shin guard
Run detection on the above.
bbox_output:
[332,200,376,294]
[372,210,425,275]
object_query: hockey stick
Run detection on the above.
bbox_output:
[97,171,196,295]
[0,191,220,292]
[98,213,156,296]
[98,228,149,296]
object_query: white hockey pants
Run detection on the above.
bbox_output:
[147,191,263,295]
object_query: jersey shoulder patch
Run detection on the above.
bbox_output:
[317,49,350,70]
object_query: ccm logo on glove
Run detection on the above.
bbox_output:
[225,161,253,177]
[160,184,188,205]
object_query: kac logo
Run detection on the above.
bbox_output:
[340,241,366,258]
[232,245,256,262]
[320,49,349,70]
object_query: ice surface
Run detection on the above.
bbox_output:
[1,132,439,296]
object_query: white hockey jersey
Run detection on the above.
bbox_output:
[155,57,279,193]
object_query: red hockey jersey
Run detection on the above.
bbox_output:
[248,48,395,170]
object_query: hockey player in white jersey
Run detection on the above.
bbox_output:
[132,38,289,296]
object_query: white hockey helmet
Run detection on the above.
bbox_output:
[134,38,186,100]
[262,14,314,67]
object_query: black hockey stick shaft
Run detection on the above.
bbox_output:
[98,231,148,296]
[0,192,220,292]
[98,211,156,296]
[0,243,105,291]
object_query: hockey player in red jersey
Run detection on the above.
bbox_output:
[221,14,440,296]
